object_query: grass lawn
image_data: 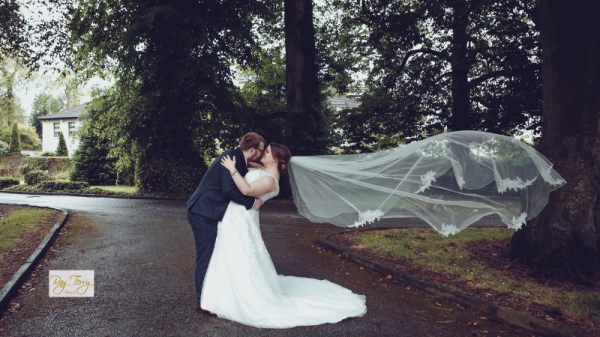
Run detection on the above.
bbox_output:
[355,227,600,327]
[90,185,138,194]
[0,209,55,259]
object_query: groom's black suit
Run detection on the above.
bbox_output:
[187,147,255,306]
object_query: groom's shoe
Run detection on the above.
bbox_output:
[196,306,217,317]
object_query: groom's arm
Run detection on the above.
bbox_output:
[220,160,256,210]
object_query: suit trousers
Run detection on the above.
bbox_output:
[187,209,219,306]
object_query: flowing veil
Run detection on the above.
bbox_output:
[288,131,566,236]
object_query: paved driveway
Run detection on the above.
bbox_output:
[0,193,526,336]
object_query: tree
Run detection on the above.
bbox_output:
[0,124,41,150]
[0,56,26,126]
[284,0,331,155]
[323,0,542,152]
[8,122,20,154]
[29,93,65,137]
[510,1,600,283]
[68,0,276,194]
[70,133,116,185]
[56,131,68,156]
[1,0,72,71]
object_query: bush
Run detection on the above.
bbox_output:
[41,151,56,156]
[38,180,89,191]
[70,134,117,185]
[25,170,51,185]
[0,140,9,156]
[56,132,68,156]
[0,177,20,189]
[135,150,207,196]
[0,124,41,151]
[8,123,21,154]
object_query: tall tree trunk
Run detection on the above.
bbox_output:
[284,0,322,156]
[449,0,471,131]
[510,0,600,282]
[6,77,14,126]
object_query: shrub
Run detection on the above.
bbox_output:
[0,177,20,189]
[0,124,41,151]
[41,151,56,156]
[0,140,9,156]
[8,123,21,154]
[70,134,117,185]
[38,180,89,191]
[56,132,68,156]
[135,150,207,196]
[24,170,51,185]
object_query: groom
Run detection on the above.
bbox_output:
[187,132,266,314]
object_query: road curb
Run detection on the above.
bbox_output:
[0,190,182,201]
[0,205,69,316]
[317,230,582,337]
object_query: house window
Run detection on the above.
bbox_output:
[54,123,60,137]
[69,122,76,136]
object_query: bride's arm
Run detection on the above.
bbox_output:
[221,155,277,197]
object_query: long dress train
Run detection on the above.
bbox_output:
[201,169,366,328]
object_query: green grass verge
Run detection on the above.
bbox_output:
[358,228,600,323]
[0,209,55,260]
[90,185,138,194]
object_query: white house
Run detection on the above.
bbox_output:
[37,103,88,156]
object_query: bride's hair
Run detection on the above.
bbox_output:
[270,144,291,172]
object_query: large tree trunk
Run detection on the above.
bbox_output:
[449,0,471,131]
[510,0,600,282]
[284,0,322,156]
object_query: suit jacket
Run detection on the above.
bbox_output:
[186,147,255,221]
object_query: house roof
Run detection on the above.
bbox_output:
[37,103,89,121]
[327,96,361,111]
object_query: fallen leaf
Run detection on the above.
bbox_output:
[385,275,392,280]
[437,320,455,323]
[435,302,442,306]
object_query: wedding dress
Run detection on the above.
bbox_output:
[201,169,367,328]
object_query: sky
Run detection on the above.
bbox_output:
[13,1,114,119]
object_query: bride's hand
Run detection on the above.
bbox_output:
[221,155,237,172]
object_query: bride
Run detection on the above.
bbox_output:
[200,143,367,328]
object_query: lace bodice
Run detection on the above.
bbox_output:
[245,169,279,202]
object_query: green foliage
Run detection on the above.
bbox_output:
[235,48,339,156]
[56,131,68,156]
[40,151,56,156]
[8,123,21,154]
[23,157,49,172]
[24,169,51,185]
[68,0,279,194]
[135,150,207,196]
[70,133,117,185]
[0,124,42,151]
[0,177,20,188]
[29,93,65,137]
[0,140,9,156]
[38,180,89,192]
[320,0,542,152]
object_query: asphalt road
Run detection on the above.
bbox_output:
[0,193,528,336]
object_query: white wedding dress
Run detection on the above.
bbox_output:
[201,169,367,328]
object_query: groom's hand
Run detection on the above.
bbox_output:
[253,198,264,211]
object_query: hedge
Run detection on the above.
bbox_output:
[0,177,20,189]
[24,170,51,185]
[38,180,89,192]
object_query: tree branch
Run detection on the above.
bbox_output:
[398,49,446,74]
[468,70,512,89]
